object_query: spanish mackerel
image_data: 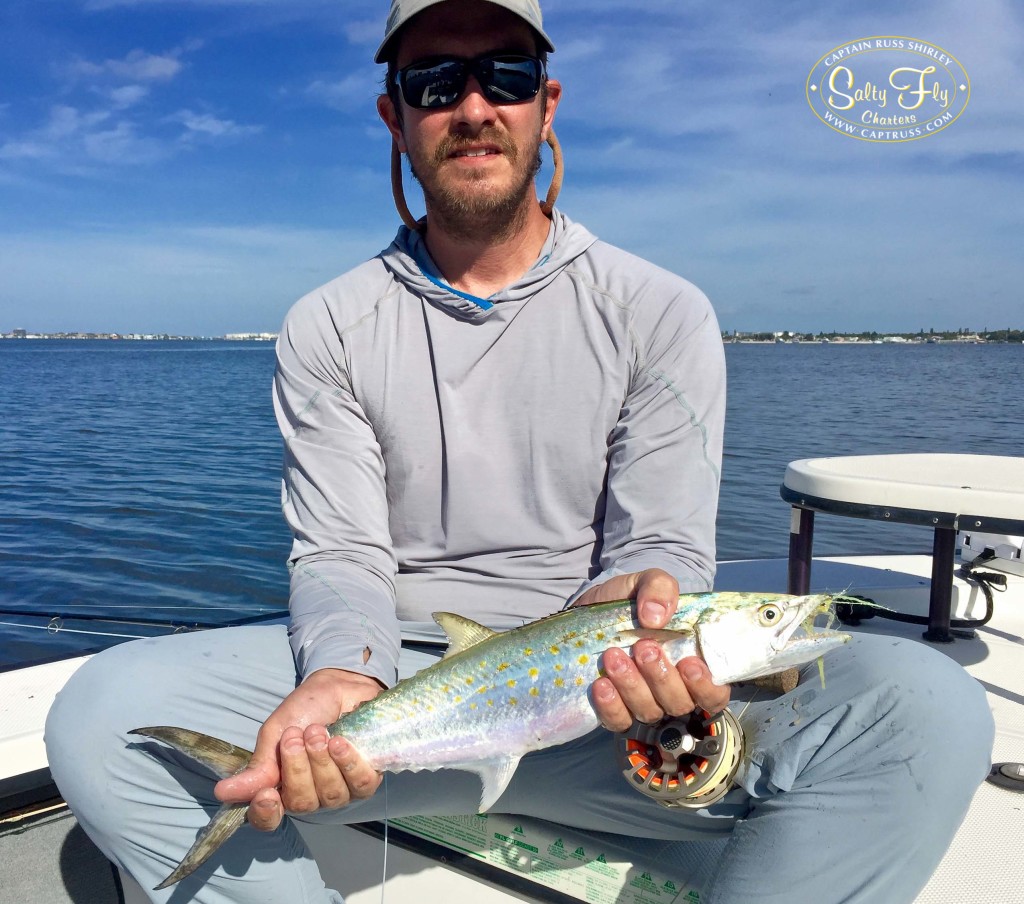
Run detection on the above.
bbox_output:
[133,591,849,888]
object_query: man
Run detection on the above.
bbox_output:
[46,2,993,902]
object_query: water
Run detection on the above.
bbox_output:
[718,342,1021,556]
[1,339,1020,666]
[0,341,288,665]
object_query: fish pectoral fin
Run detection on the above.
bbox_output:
[464,756,522,813]
[129,727,253,778]
[432,612,499,659]
[154,803,249,889]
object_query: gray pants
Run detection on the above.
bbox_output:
[45,625,993,903]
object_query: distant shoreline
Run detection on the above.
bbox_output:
[1,332,277,342]
[725,338,1020,345]
[2,331,1022,345]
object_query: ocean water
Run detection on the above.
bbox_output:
[1,339,1020,666]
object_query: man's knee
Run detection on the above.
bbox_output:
[45,641,144,788]
[835,634,994,782]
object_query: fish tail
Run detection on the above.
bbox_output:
[154,803,249,889]
[129,726,254,888]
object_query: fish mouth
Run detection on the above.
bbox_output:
[797,594,841,636]
[771,595,851,667]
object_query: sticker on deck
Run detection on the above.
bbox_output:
[391,813,702,903]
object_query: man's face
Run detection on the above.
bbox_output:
[378,0,561,234]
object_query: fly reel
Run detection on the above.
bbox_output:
[617,707,743,808]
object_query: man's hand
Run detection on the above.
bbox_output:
[573,568,731,732]
[214,668,384,831]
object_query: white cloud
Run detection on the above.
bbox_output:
[548,37,604,65]
[0,140,55,161]
[3,37,260,172]
[106,85,150,109]
[306,71,382,111]
[345,19,381,46]
[0,104,166,167]
[71,48,183,82]
[82,121,165,164]
[45,105,110,139]
[171,110,263,139]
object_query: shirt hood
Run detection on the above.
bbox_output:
[378,209,598,321]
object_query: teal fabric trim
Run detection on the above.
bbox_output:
[419,269,494,309]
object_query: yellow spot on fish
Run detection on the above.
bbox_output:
[530,687,540,697]
[550,645,560,654]
[574,677,584,686]
[508,697,518,706]
[486,699,494,707]
[554,663,563,672]
[523,647,533,656]
[470,703,478,710]
[477,685,488,694]
[554,677,565,688]
[528,667,539,679]
[454,695,462,703]
[479,660,487,668]
[497,662,510,671]
[578,654,590,665]
[574,640,584,648]
[465,677,474,685]
[596,631,606,641]
[507,679,517,688]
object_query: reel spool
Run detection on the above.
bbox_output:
[617,707,743,809]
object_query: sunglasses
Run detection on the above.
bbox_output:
[393,54,545,110]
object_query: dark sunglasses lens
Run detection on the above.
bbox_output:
[481,57,542,103]
[399,56,542,109]
[401,60,467,108]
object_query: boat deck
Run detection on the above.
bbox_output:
[1,553,1021,904]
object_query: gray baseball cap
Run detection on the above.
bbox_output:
[375,0,555,64]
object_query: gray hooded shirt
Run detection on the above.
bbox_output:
[274,211,725,688]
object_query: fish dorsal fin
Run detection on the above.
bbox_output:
[460,755,522,812]
[433,612,498,659]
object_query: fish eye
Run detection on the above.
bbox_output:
[758,604,782,626]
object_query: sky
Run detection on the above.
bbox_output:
[1,0,1022,336]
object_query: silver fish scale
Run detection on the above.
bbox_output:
[323,596,770,772]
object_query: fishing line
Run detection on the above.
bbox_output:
[0,603,278,611]
[0,619,142,640]
[736,687,762,723]
[0,607,287,631]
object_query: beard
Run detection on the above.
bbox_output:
[407,127,544,242]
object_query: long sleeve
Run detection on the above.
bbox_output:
[570,282,726,600]
[273,292,401,688]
